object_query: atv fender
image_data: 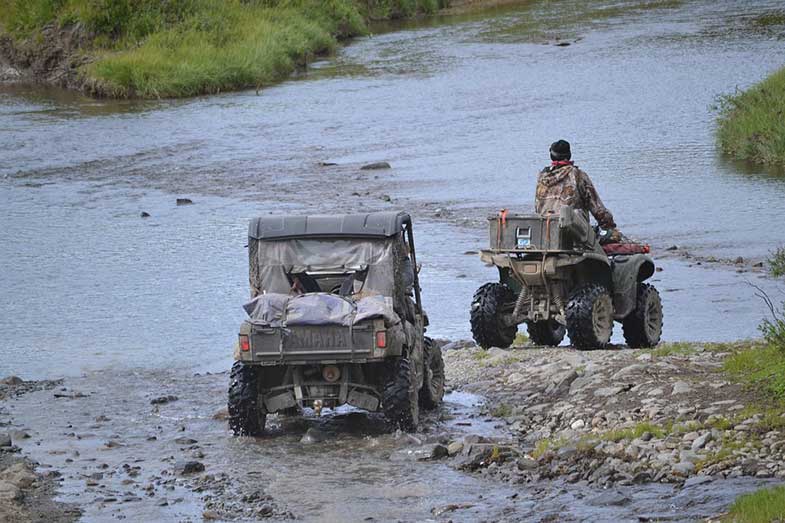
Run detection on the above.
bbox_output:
[611,254,655,320]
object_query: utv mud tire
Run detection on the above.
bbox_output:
[228,361,267,436]
[383,357,419,431]
[527,320,567,347]
[419,338,445,410]
[622,283,663,348]
[566,284,614,350]
[470,283,517,349]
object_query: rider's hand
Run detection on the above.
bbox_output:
[608,228,623,243]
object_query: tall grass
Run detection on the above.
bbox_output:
[0,0,445,98]
[724,485,785,522]
[716,66,785,165]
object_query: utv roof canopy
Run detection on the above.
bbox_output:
[249,211,411,241]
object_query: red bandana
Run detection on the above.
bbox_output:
[551,160,574,167]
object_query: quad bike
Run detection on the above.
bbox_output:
[229,211,444,435]
[470,207,663,350]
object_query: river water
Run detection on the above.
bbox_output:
[2,1,785,519]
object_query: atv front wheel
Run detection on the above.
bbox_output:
[419,338,445,410]
[470,283,517,349]
[566,284,614,350]
[622,283,663,348]
[527,319,567,347]
[228,361,267,436]
[383,356,419,431]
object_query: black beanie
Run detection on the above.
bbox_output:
[549,140,571,161]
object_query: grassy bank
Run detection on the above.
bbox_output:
[723,485,785,522]
[716,65,785,166]
[0,0,447,98]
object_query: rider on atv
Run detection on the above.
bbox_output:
[536,140,621,243]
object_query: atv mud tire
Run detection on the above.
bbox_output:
[228,361,267,436]
[566,283,614,350]
[383,356,419,431]
[470,283,517,349]
[419,338,445,410]
[527,319,567,347]
[622,283,663,348]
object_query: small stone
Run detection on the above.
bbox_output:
[647,388,664,396]
[176,198,193,206]
[174,461,204,475]
[360,162,391,170]
[691,433,713,451]
[682,432,699,442]
[734,257,744,265]
[666,245,679,251]
[380,194,392,202]
[516,458,538,471]
[174,437,197,445]
[636,353,652,362]
[594,386,624,398]
[671,381,691,395]
[150,395,178,405]
[140,212,151,218]
[570,419,585,430]
[0,434,11,447]
[430,445,449,460]
[447,441,464,457]
[0,376,23,386]
[673,462,695,476]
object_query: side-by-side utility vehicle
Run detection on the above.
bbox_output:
[229,211,444,435]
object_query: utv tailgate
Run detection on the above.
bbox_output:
[248,320,383,363]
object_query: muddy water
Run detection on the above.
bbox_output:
[6,369,776,522]
[2,0,785,519]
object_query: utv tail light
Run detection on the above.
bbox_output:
[239,335,250,352]
[322,365,341,383]
[375,331,387,349]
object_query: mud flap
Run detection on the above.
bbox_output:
[264,391,297,413]
[347,390,379,411]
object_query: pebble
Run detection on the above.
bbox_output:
[671,381,692,395]
[174,461,205,475]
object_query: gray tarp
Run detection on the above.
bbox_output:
[244,293,399,327]
[250,238,396,296]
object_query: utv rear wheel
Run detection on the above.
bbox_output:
[622,283,663,348]
[527,320,567,347]
[383,356,419,431]
[419,338,445,410]
[566,284,614,350]
[470,283,517,349]
[228,361,267,436]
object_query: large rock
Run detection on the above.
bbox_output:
[594,386,624,398]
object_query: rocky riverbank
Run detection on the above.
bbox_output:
[438,340,785,489]
[0,376,79,523]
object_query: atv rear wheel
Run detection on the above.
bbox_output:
[566,284,614,350]
[383,356,419,431]
[622,283,663,348]
[419,338,445,410]
[470,283,517,349]
[228,361,267,436]
[527,319,567,347]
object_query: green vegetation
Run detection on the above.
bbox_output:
[491,403,513,418]
[751,11,785,28]
[716,66,785,165]
[513,332,529,346]
[723,485,785,523]
[0,0,446,98]
[601,421,669,442]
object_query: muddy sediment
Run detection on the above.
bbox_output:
[0,377,79,523]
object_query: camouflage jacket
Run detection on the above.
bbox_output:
[535,163,616,230]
